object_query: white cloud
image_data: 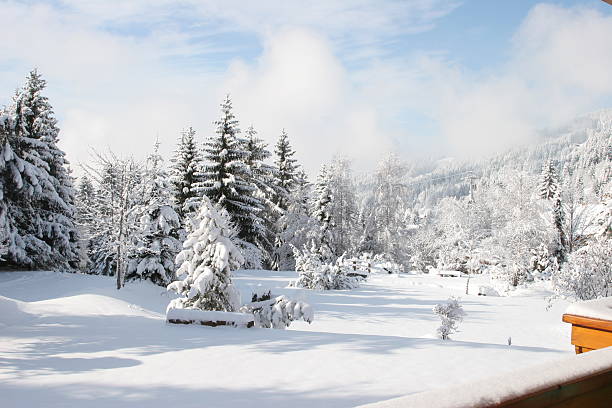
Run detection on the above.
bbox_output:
[1,1,611,176]
[417,3,612,158]
[224,28,393,174]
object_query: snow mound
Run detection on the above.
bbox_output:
[0,295,35,326]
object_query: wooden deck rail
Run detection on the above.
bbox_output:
[562,314,612,354]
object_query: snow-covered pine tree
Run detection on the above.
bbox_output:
[167,196,244,311]
[126,142,182,286]
[170,127,203,222]
[311,164,335,261]
[539,160,567,263]
[273,129,299,211]
[552,192,568,264]
[539,160,559,200]
[0,112,26,264]
[195,96,264,259]
[242,125,283,266]
[3,69,79,269]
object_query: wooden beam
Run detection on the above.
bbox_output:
[562,314,612,332]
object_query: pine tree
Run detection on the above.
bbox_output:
[167,196,244,311]
[274,129,299,211]
[311,165,335,260]
[553,193,568,264]
[170,127,202,221]
[242,125,283,264]
[539,160,559,200]
[2,69,79,269]
[126,142,182,286]
[0,112,27,263]
[195,95,263,246]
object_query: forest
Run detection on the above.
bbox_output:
[1,70,610,303]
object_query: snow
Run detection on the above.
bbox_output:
[565,297,612,321]
[357,346,612,408]
[166,307,254,326]
[0,270,574,408]
[477,285,500,297]
[432,269,467,277]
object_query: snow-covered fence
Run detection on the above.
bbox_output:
[356,346,612,408]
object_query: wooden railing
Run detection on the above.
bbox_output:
[562,314,612,354]
[356,347,612,408]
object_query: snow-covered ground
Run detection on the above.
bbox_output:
[0,270,573,408]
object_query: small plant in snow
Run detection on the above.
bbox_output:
[433,297,466,340]
[240,294,314,329]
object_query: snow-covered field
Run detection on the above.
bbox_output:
[0,270,573,408]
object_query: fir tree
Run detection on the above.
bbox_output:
[167,196,244,311]
[170,127,202,220]
[195,95,263,245]
[311,165,335,260]
[242,125,283,264]
[539,160,559,200]
[274,129,299,211]
[2,69,79,269]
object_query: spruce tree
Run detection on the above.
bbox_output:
[3,69,79,269]
[195,96,263,245]
[311,165,335,260]
[274,129,299,211]
[167,196,244,311]
[170,127,202,220]
[242,125,283,263]
[539,160,559,200]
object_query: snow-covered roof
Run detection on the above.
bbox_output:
[356,346,612,408]
[565,297,612,321]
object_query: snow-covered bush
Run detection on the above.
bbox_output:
[292,245,360,290]
[167,197,244,312]
[553,237,611,300]
[433,297,466,340]
[240,294,314,329]
[477,285,500,297]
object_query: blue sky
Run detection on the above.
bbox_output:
[1,0,611,174]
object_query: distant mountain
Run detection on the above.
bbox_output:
[401,108,612,209]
